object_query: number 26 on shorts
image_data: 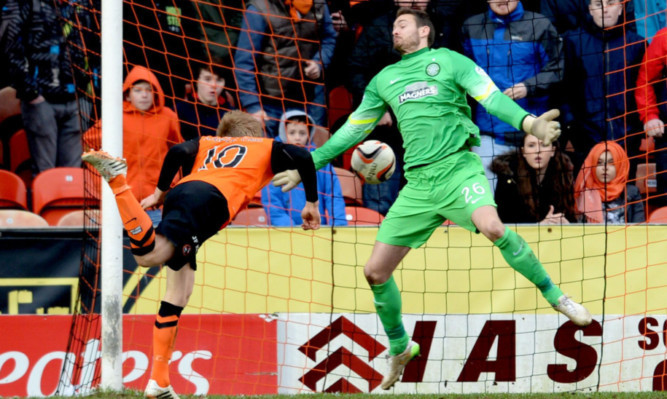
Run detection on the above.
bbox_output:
[461,182,485,204]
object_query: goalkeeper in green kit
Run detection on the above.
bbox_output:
[273,7,592,390]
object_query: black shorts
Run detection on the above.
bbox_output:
[156,180,230,271]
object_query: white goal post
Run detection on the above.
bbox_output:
[100,0,124,392]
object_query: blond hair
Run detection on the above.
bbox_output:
[216,110,263,138]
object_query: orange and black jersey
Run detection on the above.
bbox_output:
[156,136,318,220]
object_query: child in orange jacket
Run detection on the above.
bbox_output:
[84,65,183,223]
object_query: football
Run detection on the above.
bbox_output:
[350,140,396,184]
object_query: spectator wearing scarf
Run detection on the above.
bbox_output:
[574,141,645,223]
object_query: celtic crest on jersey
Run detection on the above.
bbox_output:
[426,62,440,76]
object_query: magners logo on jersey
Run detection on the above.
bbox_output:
[398,82,438,104]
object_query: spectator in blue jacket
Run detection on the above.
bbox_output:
[175,62,235,141]
[234,0,337,137]
[631,0,662,42]
[262,110,348,226]
[561,0,645,174]
[462,0,563,190]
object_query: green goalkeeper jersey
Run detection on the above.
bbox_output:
[313,47,530,170]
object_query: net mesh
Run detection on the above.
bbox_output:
[50,0,667,395]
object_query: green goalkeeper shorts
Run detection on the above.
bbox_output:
[377,150,496,248]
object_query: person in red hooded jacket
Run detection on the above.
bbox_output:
[636,27,667,208]
[84,65,183,224]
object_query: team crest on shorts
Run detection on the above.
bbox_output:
[182,244,192,256]
[426,62,440,76]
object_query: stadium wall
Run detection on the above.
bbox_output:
[0,225,665,395]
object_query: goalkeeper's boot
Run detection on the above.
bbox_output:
[553,294,592,326]
[380,341,420,390]
[144,379,179,399]
[82,150,127,182]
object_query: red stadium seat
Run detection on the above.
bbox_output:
[639,136,655,154]
[0,87,23,171]
[648,206,667,223]
[9,129,33,188]
[345,206,384,226]
[0,87,21,126]
[32,167,98,226]
[328,86,355,169]
[328,85,353,130]
[635,163,657,195]
[333,166,363,206]
[231,207,269,226]
[0,209,48,228]
[0,169,28,210]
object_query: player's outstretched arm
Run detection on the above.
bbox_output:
[271,142,321,230]
[453,52,561,144]
[155,140,200,192]
[301,201,321,230]
[521,109,561,145]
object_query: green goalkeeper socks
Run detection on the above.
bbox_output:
[370,276,409,356]
[494,227,563,306]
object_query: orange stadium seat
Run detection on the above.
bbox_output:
[333,166,363,206]
[248,190,263,208]
[57,209,101,227]
[0,209,48,228]
[648,206,667,223]
[231,207,269,226]
[0,169,28,210]
[345,206,384,226]
[32,167,97,226]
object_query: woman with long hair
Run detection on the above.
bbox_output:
[492,134,577,224]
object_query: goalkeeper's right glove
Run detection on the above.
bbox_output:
[522,109,561,145]
[272,169,302,192]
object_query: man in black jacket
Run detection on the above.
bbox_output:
[2,0,90,174]
[560,0,645,174]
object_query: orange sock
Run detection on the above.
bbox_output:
[150,301,183,387]
[108,175,155,255]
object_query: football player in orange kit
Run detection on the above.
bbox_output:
[82,110,320,399]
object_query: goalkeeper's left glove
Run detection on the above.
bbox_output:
[272,169,302,192]
[522,109,561,145]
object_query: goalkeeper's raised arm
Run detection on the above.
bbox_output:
[272,79,387,191]
[452,50,562,145]
[312,79,388,170]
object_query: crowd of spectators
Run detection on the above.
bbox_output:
[0,0,665,225]
[462,0,562,191]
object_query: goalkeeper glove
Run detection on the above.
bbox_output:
[522,109,561,145]
[272,169,302,192]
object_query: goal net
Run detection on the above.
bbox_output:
[53,0,666,395]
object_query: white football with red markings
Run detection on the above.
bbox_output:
[350,140,396,185]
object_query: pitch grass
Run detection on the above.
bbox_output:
[44,393,666,399]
